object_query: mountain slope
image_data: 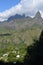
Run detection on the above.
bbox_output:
[0,11,43,30]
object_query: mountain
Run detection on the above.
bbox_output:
[7,13,32,22]
[7,14,25,22]
[32,11,43,26]
[0,11,43,30]
[34,11,42,19]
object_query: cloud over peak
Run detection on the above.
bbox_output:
[0,3,22,21]
[0,0,43,21]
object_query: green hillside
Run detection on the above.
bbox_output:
[0,28,42,62]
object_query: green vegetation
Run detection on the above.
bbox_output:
[0,27,42,62]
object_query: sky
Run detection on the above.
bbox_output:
[0,0,20,12]
[0,0,43,21]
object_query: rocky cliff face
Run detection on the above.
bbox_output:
[0,11,43,29]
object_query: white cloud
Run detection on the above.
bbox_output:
[39,11,43,18]
[0,4,22,21]
[0,0,43,21]
[19,0,43,16]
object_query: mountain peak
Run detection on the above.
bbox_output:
[34,11,42,19]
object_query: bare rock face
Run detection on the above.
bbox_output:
[34,11,41,19]
[33,11,43,26]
